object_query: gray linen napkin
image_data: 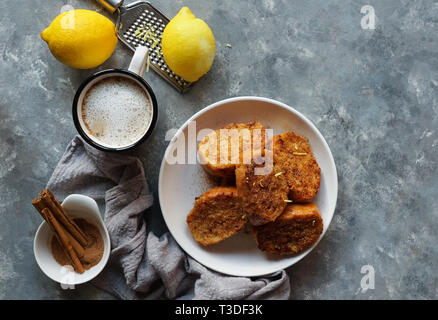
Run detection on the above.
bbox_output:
[47,136,291,299]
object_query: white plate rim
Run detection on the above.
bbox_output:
[158,96,338,277]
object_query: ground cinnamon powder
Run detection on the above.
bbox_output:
[51,218,104,271]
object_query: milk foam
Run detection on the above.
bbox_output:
[81,77,153,148]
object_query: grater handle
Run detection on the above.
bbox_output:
[96,0,124,13]
[128,46,149,76]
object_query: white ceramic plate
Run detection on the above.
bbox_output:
[158,96,338,277]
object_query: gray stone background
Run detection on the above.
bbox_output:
[0,0,437,299]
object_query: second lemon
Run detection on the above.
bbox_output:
[161,7,215,82]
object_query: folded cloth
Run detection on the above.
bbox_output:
[47,136,291,300]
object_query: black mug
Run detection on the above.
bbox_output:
[72,46,158,152]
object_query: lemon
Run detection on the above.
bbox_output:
[161,7,215,82]
[41,9,117,69]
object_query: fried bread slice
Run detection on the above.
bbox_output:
[254,203,323,255]
[273,132,321,201]
[198,122,267,177]
[235,152,289,226]
[186,187,247,245]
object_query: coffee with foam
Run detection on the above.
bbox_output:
[81,76,153,148]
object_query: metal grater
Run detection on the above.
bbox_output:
[97,0,192,92]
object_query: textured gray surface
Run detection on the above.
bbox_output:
[0,0,437,299]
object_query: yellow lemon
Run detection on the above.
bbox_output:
[41,9,117,69]
[161,7,215,82]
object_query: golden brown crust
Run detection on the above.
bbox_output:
[186,187,247,245]
[273,132,321,202]
[254,203,323,255]
[235,152,289,226]
[198,122,267,177]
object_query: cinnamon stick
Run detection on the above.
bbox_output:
[36,204,72,263]
[64,227,85,258]
[42,208,84,274]
[48,189,88,246]
[40,189,88,247]
[32,198,85,258]
[32,197,46,212]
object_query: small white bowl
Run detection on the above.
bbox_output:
[33,194,111,285]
